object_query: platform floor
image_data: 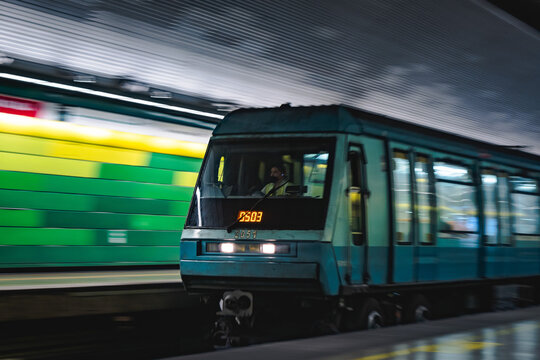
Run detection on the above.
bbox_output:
[178,306,540,360]
[0,268,181,290]
[0,268,189,322]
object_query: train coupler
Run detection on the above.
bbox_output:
[218,290,254,318]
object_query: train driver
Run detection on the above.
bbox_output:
[262,164,291,196]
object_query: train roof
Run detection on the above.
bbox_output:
[213,104,540,169]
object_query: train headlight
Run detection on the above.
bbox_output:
[206,242,289,254]
[220,243,235,253]
[261,243,276,254]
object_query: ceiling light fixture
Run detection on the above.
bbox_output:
[0,73,224,120]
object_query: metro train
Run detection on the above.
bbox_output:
[0,84,213,269]
[180,104,540,332]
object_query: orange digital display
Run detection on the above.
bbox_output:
[238,211,263,223]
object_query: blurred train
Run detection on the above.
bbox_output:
[0,77,217,269]
[180,105,540,331]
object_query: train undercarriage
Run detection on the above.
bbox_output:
[204,277,540,348]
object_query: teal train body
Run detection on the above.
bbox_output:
[181,105,540,326]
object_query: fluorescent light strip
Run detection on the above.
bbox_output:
[0,73,224,120]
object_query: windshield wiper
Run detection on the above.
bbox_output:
[226,178,289,233]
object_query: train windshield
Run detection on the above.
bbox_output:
[186,137,335,229]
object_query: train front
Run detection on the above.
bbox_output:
[180,124,341,317]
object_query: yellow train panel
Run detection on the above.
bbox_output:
[0,152,100,178]
[0,113,206,158]
[172,171,199,187]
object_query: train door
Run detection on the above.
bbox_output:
[346,144,368,284]
[414,154,436,281]
[391,151,436,282]
[391,150,415,282]
[481,169,500,277]
[496,173,513,277]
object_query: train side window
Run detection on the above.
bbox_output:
[510,176,539,236]
[348,146,367,246]
[498,173,512,245]
[434,161,478,233]
[392,151,412,243]
[481,171,498,245]
[416,156,434,243]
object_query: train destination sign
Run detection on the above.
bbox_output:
[237,211,263,223]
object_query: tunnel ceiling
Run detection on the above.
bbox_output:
[0,0,539,155]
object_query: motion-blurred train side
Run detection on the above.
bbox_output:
[0,88,212,269]
[180,105,540,330]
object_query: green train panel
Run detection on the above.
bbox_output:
[0,115,204,268]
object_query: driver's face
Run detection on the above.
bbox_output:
[270,167,282,179]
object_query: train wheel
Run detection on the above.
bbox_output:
[403,295,431,323]
[211,316,236,349]
[358,298,384,330]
